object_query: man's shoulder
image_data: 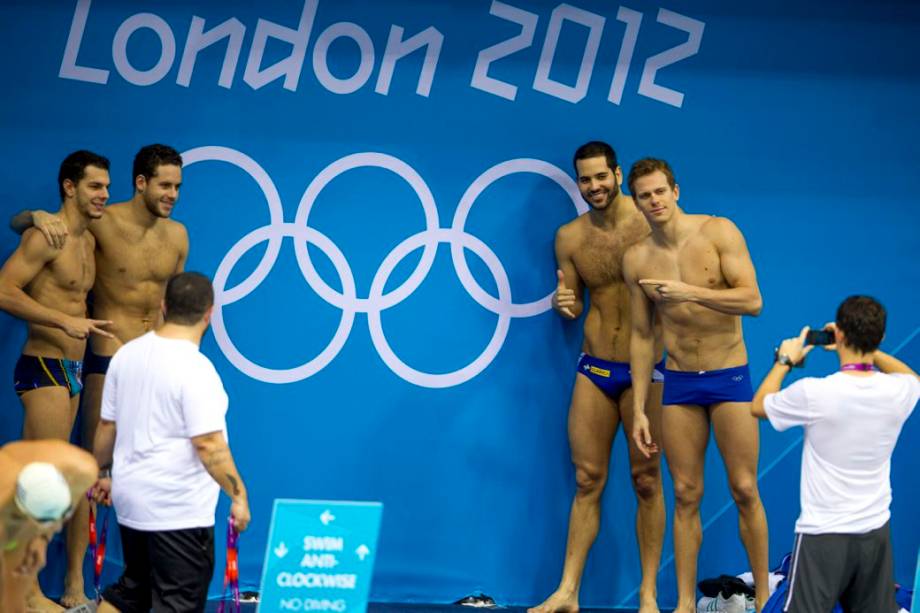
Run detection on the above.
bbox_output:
[556,214,588,239]
[18,226,61,259]
[89,201,130,237]
[623,232,655,259]
[697,215,744,241]
[162,218,189,241]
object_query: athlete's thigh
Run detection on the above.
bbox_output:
[568,374,620,468]
[619,383,663,470]
[81,374,105,449]
[19,387,77,440]
[661,403,709,484]
[710,402,759,480]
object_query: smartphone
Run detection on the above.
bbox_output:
[805,329,835,346]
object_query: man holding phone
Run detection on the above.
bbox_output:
[752,295,919,612]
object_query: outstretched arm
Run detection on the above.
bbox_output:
[640,218,762,316]
[10,210,69,249]
[874,350,918,377]
[625,249,659,458]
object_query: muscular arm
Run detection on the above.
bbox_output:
[625,249,656,416]
[173,222,189,274]
[693,218,762,315]
[552,226,585,319]
[0,230,68,329]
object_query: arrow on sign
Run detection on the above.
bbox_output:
[274,542,289,559]
[320,510,336,525]
[356,544,370,561]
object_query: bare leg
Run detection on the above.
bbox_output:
[711,402,769,612]
[619,385,664,613]
[661,403,709,613]
[20,387,78,612]
[59,374,105,607]
[529,375,619,613]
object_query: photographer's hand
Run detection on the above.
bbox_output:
[778,326,815,365]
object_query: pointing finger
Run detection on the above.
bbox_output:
[798,326,810,343]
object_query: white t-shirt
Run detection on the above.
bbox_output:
[101,332,229,531]
[764,371,919,535]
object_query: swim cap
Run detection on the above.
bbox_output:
[14,462,71,522]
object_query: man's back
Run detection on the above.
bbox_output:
[768,371,919,533]
[102,331,227,531]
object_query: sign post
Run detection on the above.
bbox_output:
[257,500,383,613]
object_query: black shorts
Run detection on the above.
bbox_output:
[783,521,898,612]
[101,524,215,613]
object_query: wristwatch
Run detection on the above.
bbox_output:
[773,348,801,368]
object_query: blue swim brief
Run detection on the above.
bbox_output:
[83,345,112,376]
[13,354,83,398]
[661,364,753,408]
[576,353,665,399]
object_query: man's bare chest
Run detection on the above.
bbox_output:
[96,229,180,283]
[572,226,644,288]
[640,240,723,288]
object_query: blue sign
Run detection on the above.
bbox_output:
[257,499,384,613]
[913,549,919,613]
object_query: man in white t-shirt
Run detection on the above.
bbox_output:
[91,272,251,612]
[751,295,919,613]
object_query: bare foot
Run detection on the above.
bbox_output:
[528,589,579,613]
[59,583,90,609]
[637,597,660,613]
[25,590,64,612]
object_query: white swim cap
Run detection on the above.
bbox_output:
[15,462,72,522]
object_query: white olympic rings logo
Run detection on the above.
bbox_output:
[182,146,587,388]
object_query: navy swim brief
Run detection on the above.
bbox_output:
[576,353,665,399]
[14,354,83,398]
[661,364,753,408]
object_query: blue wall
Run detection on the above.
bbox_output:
[1,0,918,608]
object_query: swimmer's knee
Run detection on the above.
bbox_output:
[673,479,703,510]
[574,462,607,497]
[630,465,661,500]
[728,477,759,508]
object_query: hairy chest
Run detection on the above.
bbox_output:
[572,222,646,289]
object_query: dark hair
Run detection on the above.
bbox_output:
[133,144,182,187]
[627,158,676,195]
[58,150,110,201]
[164,272,214,325]
[573,141,618,174]
[836,295,886,354]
